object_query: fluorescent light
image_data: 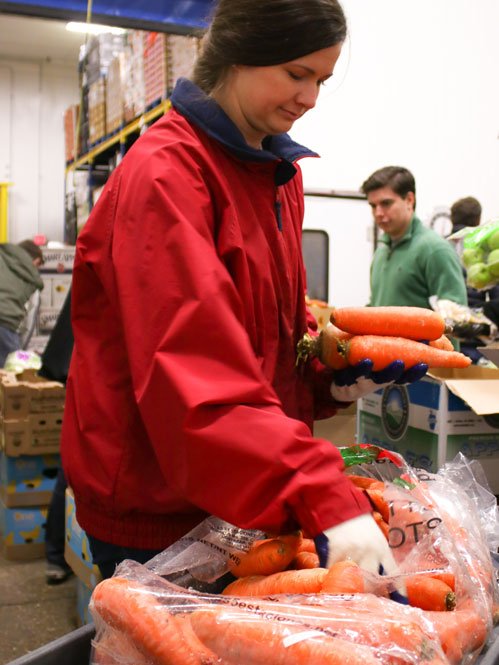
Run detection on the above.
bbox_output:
[65,21,126,36]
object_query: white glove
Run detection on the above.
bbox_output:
[316,514,397,576]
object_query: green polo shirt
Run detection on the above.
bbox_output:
[370,216,467,308]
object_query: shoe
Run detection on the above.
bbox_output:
[46,563,73,585]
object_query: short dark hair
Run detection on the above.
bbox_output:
[18,239,44,264]
[361,166,416,206]
[450,196,481,229]
[193,0,347,93]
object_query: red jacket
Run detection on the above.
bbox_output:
[62,79,369,549]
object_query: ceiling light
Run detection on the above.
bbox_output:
[65,21,126,36]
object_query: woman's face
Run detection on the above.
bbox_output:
[214,44,342,149]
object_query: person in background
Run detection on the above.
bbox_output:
[38,289,74,584]
[0,240,44,367]
[362,167,467,331]
[450,196,481,236]
[449,196,499,362]
[62,0,427,584]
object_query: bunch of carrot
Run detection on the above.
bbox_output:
[90,572,489,665]
[88,458,498,665]
[298,305,471,370]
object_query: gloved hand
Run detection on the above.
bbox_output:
[330,358,428,403]
[314,514,407,601]
[314,513,397,574]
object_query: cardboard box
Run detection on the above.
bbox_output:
[0,452,60,507]
[478,343,499,366]
[357,367,499,492]
[1,418,31,456]
[314,402,357,446]
[76,577,94,626]
[65,488,102,589]
[40,246,76,272]
[0,500,47,560]
[0,378,30,419]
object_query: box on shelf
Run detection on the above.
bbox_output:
[0,500,48,560]
[64,104,80,162]
[40,275,72,309]
[0,452,60,507]
[65,487,102,589]
[357,366,499,492]
[41,246,76,273]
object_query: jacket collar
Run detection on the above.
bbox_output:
[171,78,317,183]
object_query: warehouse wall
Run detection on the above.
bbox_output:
[294,0,499,225]
[1,0,498,255]
[0,57,78,243]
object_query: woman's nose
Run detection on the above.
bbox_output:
[296,84,318,110]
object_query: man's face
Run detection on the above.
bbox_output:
[367,186,415,241]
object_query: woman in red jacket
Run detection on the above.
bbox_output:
[62,0,426,581]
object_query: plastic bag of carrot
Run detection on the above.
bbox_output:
[88,445,498,664]
[89,559,451,665]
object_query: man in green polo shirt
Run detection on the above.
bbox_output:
[361,166,467,314]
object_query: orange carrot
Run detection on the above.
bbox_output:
[290,551,320,569]
[347,474,385,491]
[372,510,389,540]
[91,577,214,665]
[323,334,471,370]
[321,560,365,594]
[365,488,390,523]
[429,572,456,591]
[406,575,456,611]
[228,533,301,578]
[429,335,454,352]
[330,306,446,341]
[190,607,382,665]
[317,325,349,369]
[424,609,488,664]
[297,538,317,554]
[222,568,328,596]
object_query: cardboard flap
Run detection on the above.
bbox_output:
[477,343,499,366]
[428,367,499,415]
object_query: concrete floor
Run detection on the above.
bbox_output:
[0,553,78,665]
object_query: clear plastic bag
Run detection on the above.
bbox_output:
[449,219,499,291]
[89,444,498,664]
[90,559,450,665]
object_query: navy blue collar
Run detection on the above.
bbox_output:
[171,78,317,184]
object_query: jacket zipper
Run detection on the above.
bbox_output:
[275,186,283,232]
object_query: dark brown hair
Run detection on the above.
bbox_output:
[361,166,416,207]
[193,0,347,93]
[450,196,481,230]
[18,239,44,264]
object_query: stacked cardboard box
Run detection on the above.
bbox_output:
[65,487,102,625]
[143,32,168,107]
[106,53,126,133]
[0,370,65,559]
[63,104,80,163]
[88,77,107,144]
[26,245,75,354]
[124,30,146,120]
[166,34,199,94]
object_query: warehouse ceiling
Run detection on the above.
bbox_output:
[0,13,84,62]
